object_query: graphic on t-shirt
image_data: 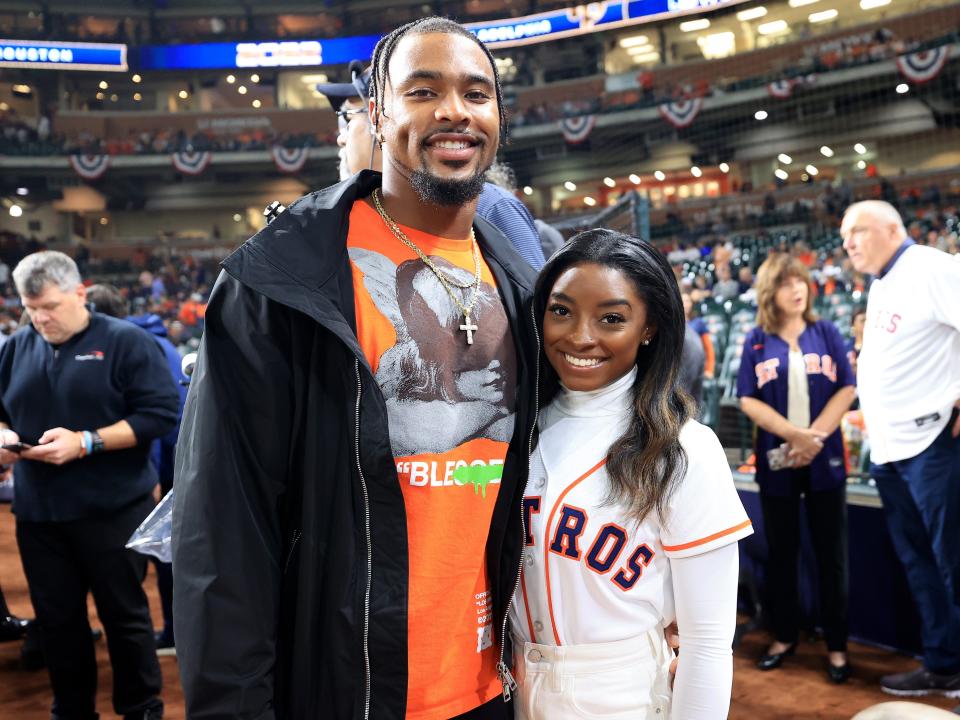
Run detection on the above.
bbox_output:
[349,246,517,457]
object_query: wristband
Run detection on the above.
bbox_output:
[90,431,105,454]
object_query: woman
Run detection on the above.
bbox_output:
[736,253,856,683]
[509,229,753,719]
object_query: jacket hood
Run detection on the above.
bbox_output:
[127,312,168,338]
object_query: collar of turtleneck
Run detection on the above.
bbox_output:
[553,366,638,419]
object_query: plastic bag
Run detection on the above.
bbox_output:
[126,488,174,563]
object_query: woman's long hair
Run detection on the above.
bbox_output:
[533,229,693,524]
[755,253,817,334]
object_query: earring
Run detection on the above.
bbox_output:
[642,338,651,346]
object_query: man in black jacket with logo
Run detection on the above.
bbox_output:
[0,250,179,720]
[173,18,538,720]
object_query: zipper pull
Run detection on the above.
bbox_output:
[497,660,518,702]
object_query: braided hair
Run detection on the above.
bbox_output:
[369,17,508,144]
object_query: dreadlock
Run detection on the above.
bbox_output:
[369,16,508,144]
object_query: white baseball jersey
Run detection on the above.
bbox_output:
[510,368,753,647]
[858,245,960,464]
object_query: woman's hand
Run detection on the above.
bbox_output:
[786,427,827,467]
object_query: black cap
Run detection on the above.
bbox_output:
[316,60,372,109]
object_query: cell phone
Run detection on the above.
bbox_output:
[1,442,34,453]
[766,443,792,471]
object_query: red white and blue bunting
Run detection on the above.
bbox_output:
[896,46,950,84]
[271,145,309,174]
[171,149,212,176]
[558,115,596,144]
[658,97,703,129]
[68,154,110,181]
[766,74,817,100]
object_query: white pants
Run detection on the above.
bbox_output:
[513,629,673,720]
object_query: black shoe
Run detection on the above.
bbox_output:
[20,621,44,671]
[154,629,175,657]
[123,702,163,720]
[756,643,796,670]
[828,661,852,684]
[0,614,30,642]
[881,667,960,698]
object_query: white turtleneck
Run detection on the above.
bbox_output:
[512,367,751,719]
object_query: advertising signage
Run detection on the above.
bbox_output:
[136,0,744,70]
[0,39,127,71]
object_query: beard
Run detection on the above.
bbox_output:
[409,164,488,207]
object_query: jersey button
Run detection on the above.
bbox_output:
[534,621,544,633]
[535,477,545,488]
[528,648,542,662]
[525,552,535,566]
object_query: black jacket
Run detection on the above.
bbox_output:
[172,171,539,720]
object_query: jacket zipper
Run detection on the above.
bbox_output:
[353,360,373,720]
[496,301,541,702]
[282,530,301,575]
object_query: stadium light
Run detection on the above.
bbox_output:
[629,174,642,184]
[603,177,616,188]
[9,205,22,218]
[805,164,819,175]
[775,168,789,180]
[132,74,141,83]
[809,9,838,22]
[755,109,768,120]
[233,213,242,222]
[251,73,260,83]
[523,186,534,195]
[789,0,819,6]
[697,32,736,59]
[133,92,142,101]
[758,20,789,35]
[857,160,867,170]
[96,92,105,101]
[859,0,890,8]
[691,166,702,177]
[226,74,236,84]
[719,163,730,173]
[854,143,867,154]
[619,35,650,48]
[820,145,834,157]
[679,19,711,32]
[778,153,792,164]
[252,99,262,108]
[16,187,28,196]
[110,93,118,102]
[626,44,656,55]
[896,83,909,94]
[736,6,768,21]
[584,197,597,207]
[178,89,189,99]
[99,80,108,90]
[564,181,577,191]
[654,170,666,181]
[238,85,248,95]
[632,52,660,64]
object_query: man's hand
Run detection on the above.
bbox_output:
[952,400,960,438]
[21,428,83,466]
[664,621,680,689]
[786,427,827,468]
[0,428,22,467]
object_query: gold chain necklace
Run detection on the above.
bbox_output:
[371,189,482,345]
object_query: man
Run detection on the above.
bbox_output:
[841,200,960,697]
[173,18,538,720]
[0,251,179,720]
[319,59,546,270]
[711,262,740,302]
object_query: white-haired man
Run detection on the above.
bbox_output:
[842,200,960,697]
[0,251,179,720]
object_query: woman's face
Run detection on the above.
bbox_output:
[773,274,808,320]
[542,262,652,392]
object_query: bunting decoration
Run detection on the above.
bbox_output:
[558,115,596,144]
[658,97,703,129]
[68,154,110,181]
[896,46,950,84]
[171,149,212,176]
[767,79,793,99]
[271,145,309,174]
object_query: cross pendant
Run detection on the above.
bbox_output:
[459,314,478,345]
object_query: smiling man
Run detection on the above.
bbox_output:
[173,18,538,720]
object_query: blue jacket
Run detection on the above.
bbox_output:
[736,319,855,496]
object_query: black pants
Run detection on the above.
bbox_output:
[760,480,849,652]
[16,494,163,719]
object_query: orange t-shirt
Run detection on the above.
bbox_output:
[347,200,517,719]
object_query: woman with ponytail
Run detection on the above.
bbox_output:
[508,229,752,719]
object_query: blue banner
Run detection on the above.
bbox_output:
[136,0,744,70]
[0,39,126,71]
[138,35,380,70]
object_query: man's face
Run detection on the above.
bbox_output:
[374,32,500,204]
[338,98,379,180]
[841,207,903,274]
[22,282,88,344]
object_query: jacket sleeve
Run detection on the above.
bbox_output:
[482,194,547,270]
[118,327,180,443]
[172,271,293,720]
